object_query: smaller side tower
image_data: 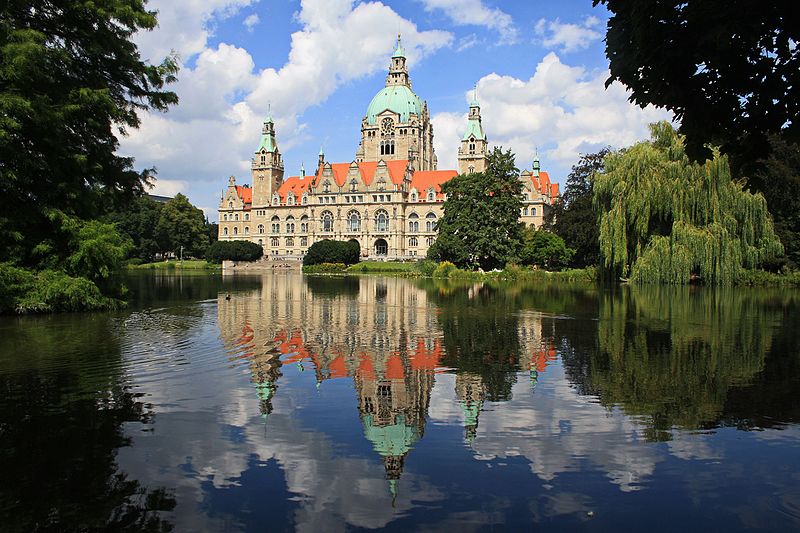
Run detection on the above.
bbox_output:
[457,89,488,174]
[252,113,284,206]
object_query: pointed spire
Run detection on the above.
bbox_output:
[392,33,406,58]
[300,162,305,177]
[265,102,273,124]
[470,84,479,107]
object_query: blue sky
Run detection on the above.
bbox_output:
[122,0,671,221]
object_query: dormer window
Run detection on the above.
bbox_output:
[228,201,233,209]
[410,192,417,202]
[287,195,294,206]
[302,194,308,205]
[427,188,435,201]
[272,194,280,206]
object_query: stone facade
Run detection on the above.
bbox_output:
[218,37,559,260]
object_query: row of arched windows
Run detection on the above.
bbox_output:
[222,213,250,222]
[380,140,395,155]
[408,212,437,232]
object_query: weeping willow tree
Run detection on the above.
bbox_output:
[594,122,783,284]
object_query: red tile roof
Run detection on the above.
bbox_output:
[410,170,457,200]
[236,185,252,207]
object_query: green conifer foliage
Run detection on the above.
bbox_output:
[594,122,783,284]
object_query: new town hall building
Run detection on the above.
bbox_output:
[218,37,559,260]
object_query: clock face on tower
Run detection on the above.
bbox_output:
[381,117,394,135]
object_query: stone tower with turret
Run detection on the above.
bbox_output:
[252,113,284,206]
[356,35,437,171]
[457,90,488,174]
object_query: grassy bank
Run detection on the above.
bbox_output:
[127,259,219,271]
[302,260,597,282]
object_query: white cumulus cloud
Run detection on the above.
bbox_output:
[243,13,260,32]
[432,52,673,175]
[534,16,603,53]
[121,0,453,210]
[418,0,517,43]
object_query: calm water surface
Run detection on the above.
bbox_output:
[1,272,799,531]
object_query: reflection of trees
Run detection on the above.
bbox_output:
[424,280,522,401]
[0,316,174,532]
[586,286,791,440]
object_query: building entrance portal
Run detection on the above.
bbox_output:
[374,238,388,256]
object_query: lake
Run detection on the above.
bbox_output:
[1,272,799,531]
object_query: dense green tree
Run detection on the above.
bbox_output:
[520,228,574,270]
[594,122,783,284]
[0,1,178,265]
[303,239,360,266]
[105,196,164,262]
[742,135,800,269]
[206,241,264,263]
[428,148,523,270]
[549,149,610,267]
[595,0,799,165]
[155,194,209,258]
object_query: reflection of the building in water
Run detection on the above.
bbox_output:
[218,274,557,492]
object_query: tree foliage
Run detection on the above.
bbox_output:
[105,196,164,262]
[155,194,209,258]
[428,148,523,270]
[206,240,264,263]
[594,122,783,284]
[520,228,575,270]
[596,0,799,164]
[549,148,610,267]
[742,135,800,269]
[303,239,360,266]
[0,1,178,265]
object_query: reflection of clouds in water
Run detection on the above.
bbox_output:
[120,380,443,531]
[466,363,662,492]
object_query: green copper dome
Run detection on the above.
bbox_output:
[365,85,422,125]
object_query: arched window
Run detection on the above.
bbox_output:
[323,180,331,193]
[258,224,265,234]
[235,213,239,221]
[271,237,279,247]
[375,209,389,232]
[229,201,233,209]
[350,179,358,193]
[286,237,294,247]
[469,142,475,154]
[321,211,333,232]
[223,214,227,221]
[244,213,249,221]
[523,207,528,216]
[233,227,238,236]
[260,151,266,164]
[425,212,437,232]
[223,227,228,236]
[408,212,419,233]
[410,192,417,202]
[426,236,435,246]
[468,165,474,173]
[300,215,309,233]
[532,207,537,216]
[287,194,295,206]
[348,210,361,232]
[244,227,249,235]
[258,239,263,246]
[271,215,280,234]
[286,215,295,233]
[409,236,418,247]
[523,192,530,201]
[302,194,308,205]
[272,194,280,206]
[427,188,435,202]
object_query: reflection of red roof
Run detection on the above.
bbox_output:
[410,338,443,371]
[385,354,405,380]
[530,345,558,373]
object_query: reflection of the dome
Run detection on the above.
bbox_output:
[218,274,559,494]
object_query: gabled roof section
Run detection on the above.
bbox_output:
[277,176,311,202]
[235,185,252,207]
[386,160,409,185]
[411,170,457,199]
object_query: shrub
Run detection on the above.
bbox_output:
[1,266,122,314]
[206,240,264,263]
[302,263,347,273]
[303,240,360,266]
[415,260,437,277]
[433,261,457,278]
[0,263,35,314]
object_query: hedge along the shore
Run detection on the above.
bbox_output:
[593,122,783,285]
